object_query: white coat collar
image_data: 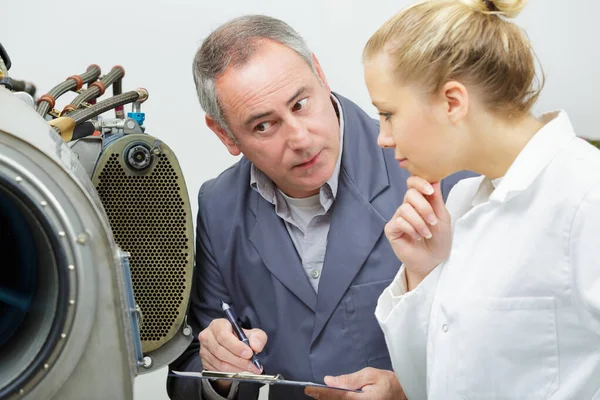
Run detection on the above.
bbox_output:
[486,110,576,203]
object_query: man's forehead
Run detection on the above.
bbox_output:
[220,41,310,87]
[216,43,315,119]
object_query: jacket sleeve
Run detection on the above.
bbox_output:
[166,182,259,400]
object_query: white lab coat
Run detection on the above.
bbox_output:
[375,111,600,399]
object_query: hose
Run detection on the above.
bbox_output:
[49,88,147,142]
[113,78,125,119]
[70,90,141,126]
[66,66,125,112]
[36,64,101,116]
[0,42,11,75]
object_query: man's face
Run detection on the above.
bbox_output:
[209,40,341,198]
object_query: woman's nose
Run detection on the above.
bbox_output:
[377,127,395,149]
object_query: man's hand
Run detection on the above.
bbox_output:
[304,367,406,400]
[198,318,267,394]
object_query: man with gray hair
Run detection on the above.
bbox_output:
[167,15,473,400]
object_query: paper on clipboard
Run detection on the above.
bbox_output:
[169,370,363,393]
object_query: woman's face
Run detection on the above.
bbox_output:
[364,52,466,183]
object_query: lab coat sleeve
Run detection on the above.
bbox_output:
[570,181,600,336]
[375,264,443,399]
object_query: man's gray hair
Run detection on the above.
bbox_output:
[192,15,318,140]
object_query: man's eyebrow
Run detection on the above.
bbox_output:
[243,86,310,128]
[287,86,308,106]
[244,110,274,128]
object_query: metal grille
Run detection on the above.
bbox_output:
[95,152,190,347]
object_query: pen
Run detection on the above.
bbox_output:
[220,301,263,372]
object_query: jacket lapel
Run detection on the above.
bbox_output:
[310,93,391,343]
[310,169,388,343]
[249,195,317,312]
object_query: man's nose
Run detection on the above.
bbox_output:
[286,118,312,151]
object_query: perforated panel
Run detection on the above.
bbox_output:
[92,136,193,353]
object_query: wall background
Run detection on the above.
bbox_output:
[2,0,598,398]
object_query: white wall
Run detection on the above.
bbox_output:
[1,1,599,399]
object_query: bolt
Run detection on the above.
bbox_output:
[76,233,87,245]
[142,356,153,369]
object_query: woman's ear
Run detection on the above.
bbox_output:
[439,80,469,124]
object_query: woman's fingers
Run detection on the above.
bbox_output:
[427,181,448,219]
[404,188,437,226]
[398,203,432,239]
[406,177,448,222]
[406,176,435,196]
[385,211,422,242]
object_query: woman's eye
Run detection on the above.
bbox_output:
[378,112,392,121]
[255,121,273,132]
[292,98,308,112]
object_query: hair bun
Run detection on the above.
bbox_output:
[467,0,528,18]
[484,0,499,11]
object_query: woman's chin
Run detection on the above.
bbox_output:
[406,166,444,183]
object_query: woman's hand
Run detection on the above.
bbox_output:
[385,177,452,289]
[304,367,406,400]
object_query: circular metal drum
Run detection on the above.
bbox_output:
[0,87,134,400]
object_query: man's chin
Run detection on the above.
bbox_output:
[284,178,330,198]
[284,161,336,194]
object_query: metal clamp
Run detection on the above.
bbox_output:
[133,304,143,328]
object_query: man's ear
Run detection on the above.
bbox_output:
[312,53,331,92]
[439,80,469,124]
[205,115,241,156]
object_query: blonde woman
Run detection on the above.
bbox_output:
[306,0,600,399]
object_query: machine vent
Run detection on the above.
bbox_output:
[95,152,190,351]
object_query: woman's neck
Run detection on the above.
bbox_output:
[465,113,545,180]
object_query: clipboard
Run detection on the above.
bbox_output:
[169,370,363,393]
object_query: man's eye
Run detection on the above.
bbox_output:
[292,98,308,112]
[255,121,273,132]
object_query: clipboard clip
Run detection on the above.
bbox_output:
[201,370,284,384]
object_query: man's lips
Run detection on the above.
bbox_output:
[294,150,322,168]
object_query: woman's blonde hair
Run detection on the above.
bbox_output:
[363,0,544,118]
